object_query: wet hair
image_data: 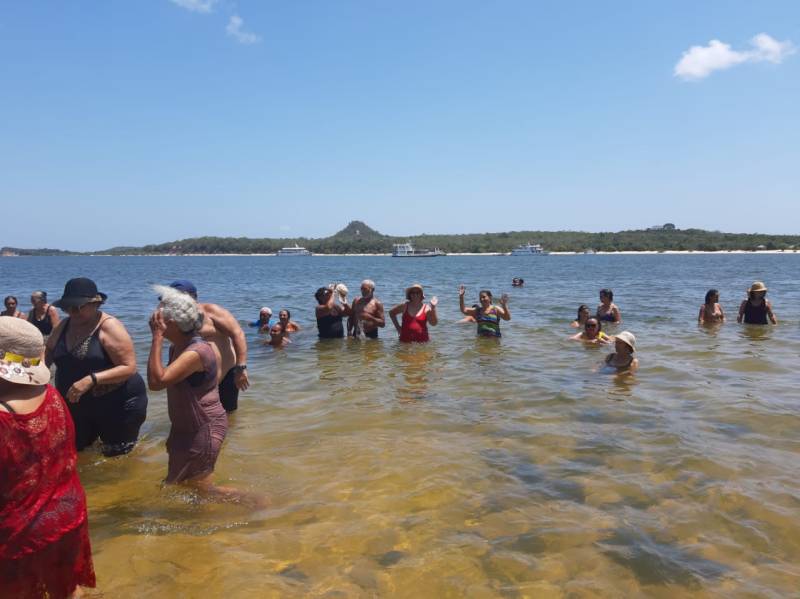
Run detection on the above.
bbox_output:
[585,318,602,333]
[154,285,204,333]
[279,309,291,320]
[315,287,331,304]
[704,289,719,305]
[4,296,17,307]
[576,304,589,319]
[599,288,613,301]
[31,291,47,303]
[479,290,493,300]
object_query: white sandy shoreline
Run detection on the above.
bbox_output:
[4,250,798,258]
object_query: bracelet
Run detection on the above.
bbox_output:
[89,372,98,387]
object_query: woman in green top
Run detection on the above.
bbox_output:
[458,286,510,337]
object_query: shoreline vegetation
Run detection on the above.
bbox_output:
[3,221,800,257]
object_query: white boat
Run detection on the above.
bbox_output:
[276,244,312,256]
[510,242,549,256]
[392,242,446,258]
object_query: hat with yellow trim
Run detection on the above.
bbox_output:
[0,317,51,386]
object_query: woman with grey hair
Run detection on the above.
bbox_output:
[148,285,239,498]
[27,290,60,337]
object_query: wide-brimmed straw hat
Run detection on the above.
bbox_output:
[748,281,768,294]
[0,317,51,386]
[405,283,425,299]
[53,278,107,309]
[615,331,636,352]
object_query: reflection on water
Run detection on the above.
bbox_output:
[1,254,799,596]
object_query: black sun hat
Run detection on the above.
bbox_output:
[53,278,108,309]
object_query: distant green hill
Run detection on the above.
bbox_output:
[3,221,800,255]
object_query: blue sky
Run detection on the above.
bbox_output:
[1,1,798,250]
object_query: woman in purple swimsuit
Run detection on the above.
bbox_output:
[147,286,254,502]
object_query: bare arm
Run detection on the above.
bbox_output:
[737,300,746,323]
[698,305,705,324]
[96,317,138,384]
[48,305,61,328]
[427,297,439,326]
[766,300,777,324]
[389,303,405,334]
[718,304,725,322]
[205,303,249,390]
[360,301,386,327]
[497,294,511,321]
[64,316,137,404]
[45,319,68,366]
[612,305,622,324]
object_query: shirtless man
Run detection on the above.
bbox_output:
[349,279,386,339]
[170,280,249,412]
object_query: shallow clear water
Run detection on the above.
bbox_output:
[2,254,799,597]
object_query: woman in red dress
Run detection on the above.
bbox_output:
[389,283,439,342]
[0,316,95,598]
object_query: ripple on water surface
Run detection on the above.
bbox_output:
[2,254,799,596]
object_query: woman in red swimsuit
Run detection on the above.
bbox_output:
[389,283,438,342]
[0,317,96,598]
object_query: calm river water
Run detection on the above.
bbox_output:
[2,254,799,597]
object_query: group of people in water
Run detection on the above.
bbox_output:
[0,274,781,597]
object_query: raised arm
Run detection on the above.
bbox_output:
[427,297,439,326]
[497,294,511,321]
[147,311,203,391]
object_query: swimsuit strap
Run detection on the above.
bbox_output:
[0,399,17,414]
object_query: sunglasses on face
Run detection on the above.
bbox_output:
[585,323,598,328]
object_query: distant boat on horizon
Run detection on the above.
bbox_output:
[276,244,312,256]
[392,242,446,258]
[510,242,549,256]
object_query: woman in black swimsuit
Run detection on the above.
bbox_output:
[737,281,777,325]
[597,288,622,324]
[27,291,60,337]
[314,285,352,339]
[45,278,147,456]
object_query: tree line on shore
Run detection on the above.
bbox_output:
[3,222,799,255]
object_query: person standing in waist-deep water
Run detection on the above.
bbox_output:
[46,278,148,456]
[389,283,438,343]
[27,290,60,337]
[2,296,26,319]
[148,285,259,505]
[349,279,385,339]
[737,281,777,325]
[315,284,352,339]
[458,286,510,337]
[698,289,725,324]
[0,317,96,598]
[169,281,249,413]
[597,288,622,324]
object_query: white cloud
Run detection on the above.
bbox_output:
[226,15,261,44]
[169,0,218,13]
[674,33,795,81]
